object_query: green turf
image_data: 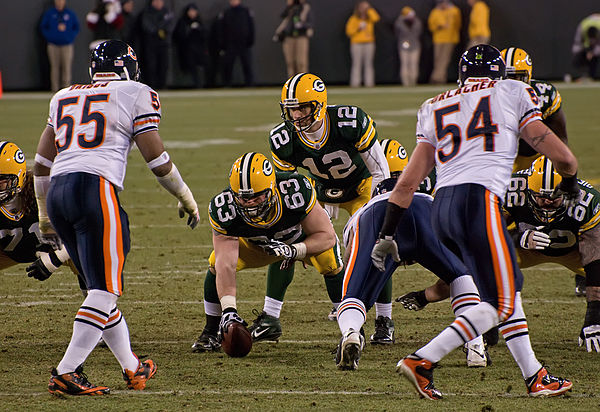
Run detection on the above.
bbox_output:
[1,84,599,410]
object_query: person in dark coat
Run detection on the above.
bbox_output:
[217,0,255,87]
[173,3,207,88]
[139,0,173,89]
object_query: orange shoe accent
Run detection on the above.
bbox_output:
[527,367,572,397]
[123,359,157,390]
[397,356,442,400]
[48,367,110,396]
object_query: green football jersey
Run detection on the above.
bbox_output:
[269,105,378,204]
[518,79,562,157]
[208,172,316,246]
[0,207,45,263]
[504,172,600,257]
[419,170,437,195]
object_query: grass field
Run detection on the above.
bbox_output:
[1,83,600,411]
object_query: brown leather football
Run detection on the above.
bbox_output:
[221,322,252,358]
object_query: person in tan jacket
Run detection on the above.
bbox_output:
[345,1,380,87]
[427,0,461,84]
[467,0,491,49]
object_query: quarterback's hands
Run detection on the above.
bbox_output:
[219,308,247,338]
[579,325,600,352]
[396,290,429,311]
[178,201,200,229]
[38,217,62,250]
[553,175,581,210]
[26,250,63,281]
[519,229,551,250]
[371,236,400,272]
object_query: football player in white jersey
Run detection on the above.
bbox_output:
[371,45,578,399]
[33,40,200,396]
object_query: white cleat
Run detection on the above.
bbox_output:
[464,336,489,368]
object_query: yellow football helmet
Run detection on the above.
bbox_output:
[380,139,408,178]
[0,141,27,205]
[526,156,567,223]
[229,152,279,225]
[280,73,327,132]
[501,47,533,84]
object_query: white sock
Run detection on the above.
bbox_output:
[375,302,392,319]
[337,298,366,335]
[416,302,499,363]
[263,296,283,318]
[499,292,542,379]
[204,300,222,317]
[102,306,140,372]
[56,290,116,374]
[450,275,481,316]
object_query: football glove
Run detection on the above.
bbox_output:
[219,308,247,338]
[38,216,62,250]
[396,290,429,311]
[579,325,600,352]
[261,240,298,259]
[371,236,400,272]
[26,250,64,281]
[178,200,200,229]
[553,174,581,210]
[519,229,551,250]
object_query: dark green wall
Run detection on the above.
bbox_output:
[0,0,597,90]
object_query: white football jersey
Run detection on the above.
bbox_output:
[47,80,162,191]
[416,78,542,199]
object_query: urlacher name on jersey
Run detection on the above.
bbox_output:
[208,172,316,246]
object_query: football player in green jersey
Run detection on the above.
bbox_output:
[192,152,343,352]
[267,72,390,339]
[501,47,585,296]
[398,156,600,353]
[0,141,71,279]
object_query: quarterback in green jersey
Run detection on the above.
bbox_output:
[192,152,343,353]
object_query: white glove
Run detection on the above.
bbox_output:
[218,309,247,339]
[519,229,550,250]
[579,325,600,352]
[178,201,200,229]
[261,240,306,270]
[371,236,400,272]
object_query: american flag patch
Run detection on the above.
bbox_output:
[490,64,499,71]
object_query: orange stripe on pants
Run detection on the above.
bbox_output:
[99,177,124,295]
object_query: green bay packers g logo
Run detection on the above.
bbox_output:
[14,149,25,164]
[262,159,273,175]
[398,145,407,159]
[313,79,325,92]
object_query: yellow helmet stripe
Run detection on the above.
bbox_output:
[287,72,307,101]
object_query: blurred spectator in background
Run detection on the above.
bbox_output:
[218,0,255,87]
[86,0,124,50]
[394,6,422,87]
[173,3,207,88]
[39,0,80,92]
[345,1,380,87]
[572,13,600,81]
[205,16,223,88]
[273,0,313,78]
[428,0,461,84]
[140,0,173,89]
[120,0,138,46]
[466,0,490,49]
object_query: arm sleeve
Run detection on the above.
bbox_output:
[359,141,390,191]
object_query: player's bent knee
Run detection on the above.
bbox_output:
[322,267,343,277]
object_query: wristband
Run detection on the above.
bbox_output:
[379,203,406,238]
[147,151,170,170]
[55,245,70,263]
[293,242,307,259]
[156,163,188,198]
[34,153,54,169]
[220,295,237,311]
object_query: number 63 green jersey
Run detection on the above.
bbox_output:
[269,105,377,204]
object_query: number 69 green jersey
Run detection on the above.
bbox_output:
[269,105,378,204]
[208,172,317,246]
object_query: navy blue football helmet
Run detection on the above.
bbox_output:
[89,40,140,83]
[458,44,505,86]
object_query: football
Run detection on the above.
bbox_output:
[221,322,253,358]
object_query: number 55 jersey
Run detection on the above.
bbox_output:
[47,80,162,191]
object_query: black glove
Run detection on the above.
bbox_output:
[26,250,63,281]
[218,308,247,339]
[396,290,429,311]
[553,174,581,209]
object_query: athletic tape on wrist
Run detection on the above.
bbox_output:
[147,151,170,170]
[220,295,237,310]
[34,154,54,169]
[293,242,307,259]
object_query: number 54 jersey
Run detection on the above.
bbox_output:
[416,78,542,199]
[47,80,162,191]
[208,172,317,245]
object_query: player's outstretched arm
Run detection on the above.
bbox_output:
[213,231,242,323]
[300,202,337,256]
[135,130,200,228]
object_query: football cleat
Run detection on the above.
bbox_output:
[48,365,110,396]
[370,316,395,345]
[248,310,282,342]
[122,359,157,390]
[192,329,222,352]
[463,337,490,367]
[396,355,442,400]
[335,329,365,370]
[526,366,572,397]
[575,274,586,297]
[327,306,337,321]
